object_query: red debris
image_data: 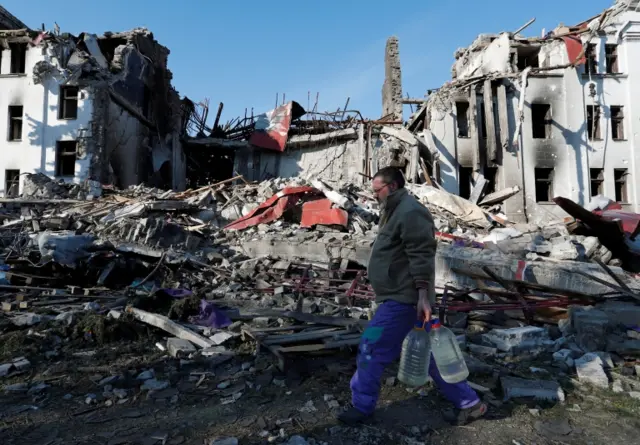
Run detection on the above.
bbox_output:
[300,199,348,229]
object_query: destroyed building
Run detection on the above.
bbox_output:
[0,6,184,198]
[409,0,640,223]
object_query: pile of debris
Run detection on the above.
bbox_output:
[1,171,640,443]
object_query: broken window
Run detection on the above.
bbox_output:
[534,168,554,202]
[479,104,487,139]
[8,106,23,141]
[58,86,79,120]
[605,44,619,74]
[531,104,551,139]
[9,43,26,74]
[456,102,470,138]
[614,168,629,203]
[585,44,597,74]
[459,167,473,200]
[4,170,20,198]
[516,46,540,70]
[587,105,601,140]
[611,106,624,140]
[484,167,498,195]
[55,141,78,177]
[590,168,604,197]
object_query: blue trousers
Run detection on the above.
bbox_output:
[350,300,480,415]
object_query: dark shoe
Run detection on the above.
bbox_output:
[444,402,487,426]
[337,406,371,425]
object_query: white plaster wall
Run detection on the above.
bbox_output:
[429,9,640,223]
[278,139,362,184]
[0,44,93,196]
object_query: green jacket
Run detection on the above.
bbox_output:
[367,188,437,305]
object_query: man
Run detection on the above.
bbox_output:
[338,167,487,426]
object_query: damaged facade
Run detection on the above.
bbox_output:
[0,6,184,198]
[414,0,640,223]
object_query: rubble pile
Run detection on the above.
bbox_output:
[1,173,640,443]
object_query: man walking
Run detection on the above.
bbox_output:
[338,167,487,426]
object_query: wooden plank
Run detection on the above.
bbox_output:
[483,79,498,163]
[468,173,488,205]
[497,82,510,153]
[234,309,368,329]
[263,328,345,346]
[126,307,214,348]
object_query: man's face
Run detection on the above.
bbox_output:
[372,177,395,205]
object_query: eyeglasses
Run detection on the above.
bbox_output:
[372,183,389,194]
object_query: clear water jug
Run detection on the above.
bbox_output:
[429,318,469,384]
[398,321,431,386]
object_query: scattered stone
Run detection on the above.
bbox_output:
[629,392,640,400]
[85,394,97,404]
[63,394,73,400]
[468,344,498,356]
[529,408,540,417]
[501,376,565,402]
[385,377,396,386]
[141,379,170,392]
[575,353,609,389]
[137,370,154,380]
[483,326,549,352]
[167,338,196,358]
[612,380,624,393]
[286,436,309,445]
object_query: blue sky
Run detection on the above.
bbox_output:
[5,0,612,123]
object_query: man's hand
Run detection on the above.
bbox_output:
[417,288,432,322]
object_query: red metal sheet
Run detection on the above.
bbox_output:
[562,36,585,65]
[595,209,640,235]
[249,102,293,152]
[224,186,321,230]
[300,199,349,228]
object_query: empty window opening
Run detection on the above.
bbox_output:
[590,168,604,197]
[456,101,470,137]
[611,106,624,140]
[605,44,619,74]
[587,105,601,140]
[586,44,597,74]
[516,46,540,70]
[459,167,473,200]
[480,103,487,139]
[58,86,79,119]
[534,168,554,202]
[8,105,23,141]
[55,141,78,177]
[531,104,551,139]
[9,43,26,74]
[4,170,20,198]
[614,168,629,203]
[143,85,152,118]
[484,167,498,195]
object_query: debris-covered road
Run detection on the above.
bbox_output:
[1,173,640,445]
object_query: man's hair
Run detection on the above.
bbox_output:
[373,167,405,189]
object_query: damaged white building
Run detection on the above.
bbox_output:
[0,6,184,198]
[411,0,640,223]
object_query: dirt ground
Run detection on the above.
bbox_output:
[1,334,640,445]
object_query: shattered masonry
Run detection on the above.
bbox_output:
[0,9,184,198]
[407,0,640,224]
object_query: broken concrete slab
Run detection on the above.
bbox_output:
[501,376,565,402]
[166,338,196,358]
[575,353,609,389]
[483,326,549,353]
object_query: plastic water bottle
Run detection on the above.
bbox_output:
[397,321,431,386]
[429,318,469,384]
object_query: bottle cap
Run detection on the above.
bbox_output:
[431,318,441,329]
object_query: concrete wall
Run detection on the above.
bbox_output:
[428,9,640,223]
[0,45,93,197]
